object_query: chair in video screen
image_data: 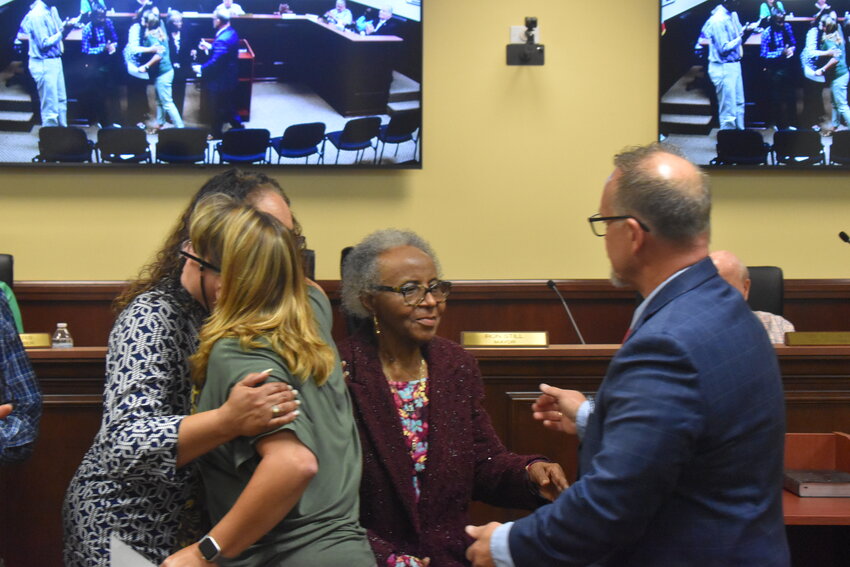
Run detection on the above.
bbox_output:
[270,122,326,164]
[747,266,784,316]
[829,131,850,165]
[377,109,421,164]
[772,130,824,165]
[155,128,209,164]
[325,117,381,164]
[709,129,770,165]
[32,127,94,163]
[96,127,151,164]
[215,128,270,164]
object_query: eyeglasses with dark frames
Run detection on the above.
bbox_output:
[587,213,651,237]
[179,250,221,273]
[373,280,452,306]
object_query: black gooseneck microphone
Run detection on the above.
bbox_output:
[839,231,850,244]
[546,280,586,345]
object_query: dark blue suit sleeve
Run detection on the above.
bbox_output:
[201,29,236,74]
[508,332,704,565]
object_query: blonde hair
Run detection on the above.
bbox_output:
[189,195,334,387]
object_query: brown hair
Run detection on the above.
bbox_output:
[114,169,302,312]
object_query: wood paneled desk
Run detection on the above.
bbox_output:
[784,491,850,525]
[782,432,850,565]
[470,346,850,566]
[2,345,848,566]
[783,432,850,526]
[472,344,850,445]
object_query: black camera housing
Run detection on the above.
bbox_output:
[507,17,544,65]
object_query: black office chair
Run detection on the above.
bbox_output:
[0,254,13,289]
[747,266,784,316]
[829,131,850,165]
[96,127,152,163]
[377,109,421,164]
[215,129,271,164]
[340,246,366,335]
[772,130,824,166]
[33,127,95,163]
[270,122,326,164]
[325,117,381,164]
[709,129,770,165]
[155,128,209,164]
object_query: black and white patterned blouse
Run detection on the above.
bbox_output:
[63,283,206,567]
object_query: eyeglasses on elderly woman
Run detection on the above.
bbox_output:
[372,280,452,306]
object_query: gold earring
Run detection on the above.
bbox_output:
[373,314,381,335]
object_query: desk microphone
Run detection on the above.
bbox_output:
[546,280,586,345]
[840,231,850,245]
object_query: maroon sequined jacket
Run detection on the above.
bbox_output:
[338,328,548,567]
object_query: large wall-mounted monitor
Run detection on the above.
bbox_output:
[0,0,422,167]
[660,0,849,168]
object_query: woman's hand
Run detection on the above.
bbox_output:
[219,370,300,437]
[160,543,205,567]
[526,461,568,501]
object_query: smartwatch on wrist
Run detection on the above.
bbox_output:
[198,534,222,563]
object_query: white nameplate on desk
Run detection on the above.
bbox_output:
[461,331,548,347]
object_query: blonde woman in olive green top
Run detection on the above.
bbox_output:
[162,195,374,567]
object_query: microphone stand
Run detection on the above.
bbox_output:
[547,280,586,345]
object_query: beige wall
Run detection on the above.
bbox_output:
[2,2,849,281]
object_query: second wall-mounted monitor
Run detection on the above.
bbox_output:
[660,0,850,168]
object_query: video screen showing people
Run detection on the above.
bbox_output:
[0,0,422,166]
[660,0,850,167]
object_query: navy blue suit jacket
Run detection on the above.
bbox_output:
[201,25,239,93]
[509,258,790,566]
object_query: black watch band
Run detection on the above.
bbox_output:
[198,534,222,562]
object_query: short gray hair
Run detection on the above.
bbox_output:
[612,142,711,244]
[340,229,440,318]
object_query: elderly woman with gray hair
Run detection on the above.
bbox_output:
[337,229,567,567]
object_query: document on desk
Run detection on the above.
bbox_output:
[110,534,156,567]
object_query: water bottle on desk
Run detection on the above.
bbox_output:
[51,323,74,348]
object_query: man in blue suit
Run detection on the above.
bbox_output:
[198,9,242,138]
[466,143,790,566]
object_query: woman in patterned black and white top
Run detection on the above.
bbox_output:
[62,170,303,567]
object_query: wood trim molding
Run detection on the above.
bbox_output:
[12,279,850,347]
[13,278,850,299]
